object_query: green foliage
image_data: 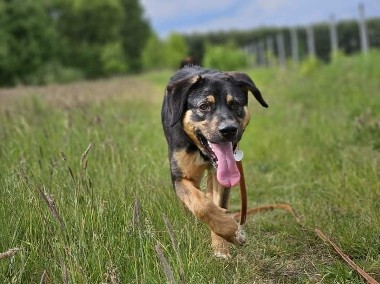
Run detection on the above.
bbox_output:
[164,33,189,69]
[329,49,347,62]
[142,34,167,70]
[0,0,151,86]
[0,0,61,85]
[298,55,323,76]
[100,42,127,74]
[142,33,189,70]
[202,42,250,70]
[56,0,124,77]
[119,0,151,72]
[24,62,85,85]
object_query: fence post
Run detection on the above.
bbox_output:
[329,14,339,57]
[276,32,286,67]
[258,40,266,66]
[266,37,275,66]
[290,28,299,64]
[251,43,258,66]
[306,25,316,58]
[358,3,369,54]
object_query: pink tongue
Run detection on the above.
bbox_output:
[210,142,240,187]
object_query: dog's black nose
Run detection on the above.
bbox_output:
[219,124,238,138]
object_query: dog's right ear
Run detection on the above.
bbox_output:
[166,75,203,126]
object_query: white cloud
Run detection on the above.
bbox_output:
[255,0,289,13]
[140,0,237,21]
[156,1,279,35]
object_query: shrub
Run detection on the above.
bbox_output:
[100,42,127,75]
[202,42,250,70]
[299,56,322,76]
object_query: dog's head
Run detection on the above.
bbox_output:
[165,68,267,177]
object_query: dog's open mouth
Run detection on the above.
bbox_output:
[198,135,241,187]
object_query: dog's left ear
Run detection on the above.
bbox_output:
[166,75,203,126]
[226,72,268,108]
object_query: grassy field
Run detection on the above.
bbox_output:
[1,51,379,283]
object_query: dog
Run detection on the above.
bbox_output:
[161,65,268,258]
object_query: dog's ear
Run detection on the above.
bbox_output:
[166,75,203,126]
[226,72,268,108]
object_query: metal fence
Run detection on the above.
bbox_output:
[244,3,377,67]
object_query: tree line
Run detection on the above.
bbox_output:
[0,0,151,86]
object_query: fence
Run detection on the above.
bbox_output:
[244,3,378,67]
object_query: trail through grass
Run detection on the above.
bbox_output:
[1,53,379,283]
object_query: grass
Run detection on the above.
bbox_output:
[1,51,379,283]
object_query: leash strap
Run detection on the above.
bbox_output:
[236,160,247,225]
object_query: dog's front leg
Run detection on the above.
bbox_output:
[207,171,234,258]
[174,178,245,246]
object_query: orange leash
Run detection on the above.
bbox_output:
[236,160,247,225]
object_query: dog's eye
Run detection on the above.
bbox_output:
[231,101,240,109]
[199,103,210,111]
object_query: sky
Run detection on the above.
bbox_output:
[140,0,380,38]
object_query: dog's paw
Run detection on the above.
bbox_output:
[214,251,231,259]
[211,231,230,259]
[234,225,246,246]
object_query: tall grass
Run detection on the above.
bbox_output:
[1,52,379,283]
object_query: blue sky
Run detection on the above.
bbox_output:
[140,0,380,38]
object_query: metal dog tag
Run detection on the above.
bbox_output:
[234,149,244,161]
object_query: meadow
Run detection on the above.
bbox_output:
[0,52,379,283]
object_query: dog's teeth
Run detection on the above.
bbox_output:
[208,141,213,150]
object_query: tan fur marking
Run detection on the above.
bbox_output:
[226,94,234,104]
[190,75,201,84]
[206,95,215,104]
[241,106,250,129]
[173,149,207,186]
[182,110,206,149]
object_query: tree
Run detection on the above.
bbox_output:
[56,0,124,77]
[141,33,166,70]
[56,0,152,77]
[0,0,60,85]
[119,0,151,72]
[203,42,250,70]
[164,33,189,69]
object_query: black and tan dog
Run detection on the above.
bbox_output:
[161,66,268,258]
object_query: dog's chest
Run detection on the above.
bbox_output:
[173,148,210,183]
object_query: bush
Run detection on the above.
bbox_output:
[164,33,189,69]
[142,34,167,70]
[202,42,250,70]
[0,0,61,86]
[24,62,84,85]
[142,33,189,71]
[299,56,323,76]
[100,42,127,75]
